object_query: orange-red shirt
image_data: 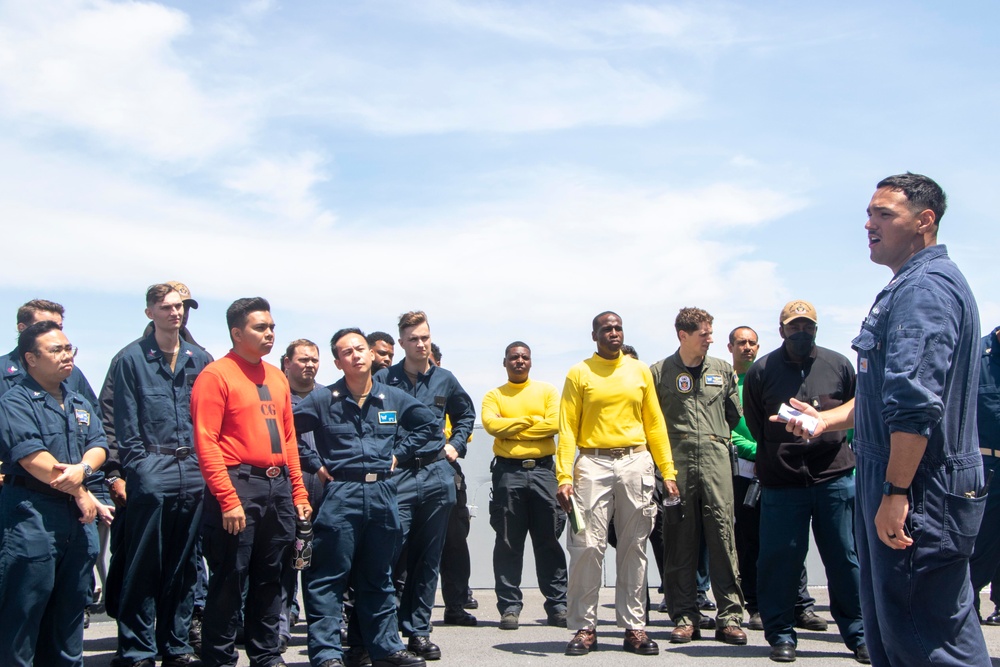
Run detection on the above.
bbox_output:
[192,351,308,512]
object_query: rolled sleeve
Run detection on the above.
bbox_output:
[882,284,955,437]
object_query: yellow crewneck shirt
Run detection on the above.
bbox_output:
[481,378,559,458]
[556,352,676,486]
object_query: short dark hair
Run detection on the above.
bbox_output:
[145,283,178,308]
[729,326,758,345]
[876,172,947,225]
[431,343,442,365]
[675,307,713,333]
[592,311,620,332]
[285,339,318,362]
[226,297,271,333]
[16,299,64,327]
[367,331,395,347]
[331,328,366,358]
[19,320,62,365]
[621,344,638,359]
[505,340,530,356]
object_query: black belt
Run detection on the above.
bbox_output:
[332,470,392,483]
[147,445,193,460]
[10,474,69,498]
[494,455,553,470]
[228,464,287,479]
[396,450,447,470]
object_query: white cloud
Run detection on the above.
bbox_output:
[301,57,697,134]
[0,0,254,161]
[222,153,336,229]
[406,0,739,52]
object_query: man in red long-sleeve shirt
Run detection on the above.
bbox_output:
[191,296,311,667]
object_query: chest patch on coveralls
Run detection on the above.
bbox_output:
[75,409,90,426]
[378,411,397,424]
[676,373,693,393]
[705,374,723,386]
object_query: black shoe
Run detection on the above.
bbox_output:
[565,628,597,656]
[162,655,202,667]
[547,610,567,628]
[111,660,155,667]
[319,661,345,667]
[345,646,373,667]
[407,636,441,661]
[986,607,1000,626]
[656,596,668,613]
[499,612,520,630]
[854,644,871,664]
[188,607,203,652]
[696,592,717,611]
[698,615,716,630]
[83,608,91,629]
[770,642,796,663]
[442,609,477,626]
[746,612,764,631]
[795,610,828,631]
[372,650,427,667]
[463,595,478,611]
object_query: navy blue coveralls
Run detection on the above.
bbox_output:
[112,332,212,662]
[0,377,107,667]
[294,378,437,665]
[969,328,1000,611]
[373,362,476,638]
[852,245,990,667]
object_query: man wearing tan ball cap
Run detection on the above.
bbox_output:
[742,299,867,664]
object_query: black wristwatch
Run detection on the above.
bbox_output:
[105,475,121,488]
[81,462,94,479]
[882,481,909,496]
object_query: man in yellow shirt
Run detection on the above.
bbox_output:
[482,341,568,632]
[557,312,679,657]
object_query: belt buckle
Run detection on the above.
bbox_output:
[521,459,536,470]
[265,466,282,478]
[364,472,378,483]
[609,447,627,459]
[174,446,191,460]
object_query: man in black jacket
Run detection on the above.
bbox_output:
[743,300,868,665]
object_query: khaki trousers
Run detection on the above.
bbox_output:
[566,450,657,630]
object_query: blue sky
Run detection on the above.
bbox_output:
[0,0,996,407]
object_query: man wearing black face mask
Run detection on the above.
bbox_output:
[743,301,868,664]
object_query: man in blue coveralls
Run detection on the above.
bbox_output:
[0,320,110,666]
[781,173,990,666]
[294,328,433,667]
[969,325,1000,620]
[374,311,476,661]
[111,283,212,667]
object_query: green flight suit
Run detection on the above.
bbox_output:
[649,351,744,628]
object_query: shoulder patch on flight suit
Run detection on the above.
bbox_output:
[676,373,693,393]
[378,411,397,424]
[75,409,91,426]
[705,374,723,386]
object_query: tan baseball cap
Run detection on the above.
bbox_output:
[780,300,817,325]
[167,281,199,308]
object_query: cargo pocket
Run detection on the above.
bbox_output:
[942,491,986,559]
[4,500,54,562]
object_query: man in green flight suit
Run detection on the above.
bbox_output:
[650,307,746,646]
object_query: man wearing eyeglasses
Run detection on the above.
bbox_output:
[110,284,213,667]
[0,319,110,666]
